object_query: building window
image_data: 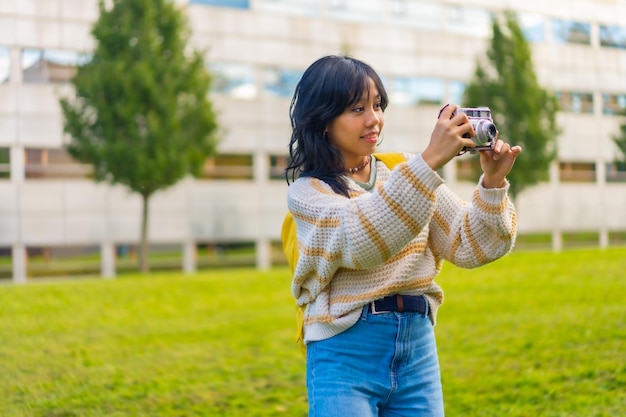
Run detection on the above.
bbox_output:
[0,147,9,179]
[202,153,253,180]
[448,80,465,105]
[606,162,626,182]
[328,0,383,23]
[21,48,90,83]
[256,0,318,16]
[24,148,91,179]
[599,24,626,49]
[445,6,493,38]
[518,12,545,43]
[552,19,591,45]
[209,62,257,100]
[602,93,626,115]
[264,68,303,98]
[559,161,596,182]
[556,91,594,114]
[188,0,250,8]
[0,46,9,83]
[269,154,289,181]
[390,0,443,31]
[389,76,444,107]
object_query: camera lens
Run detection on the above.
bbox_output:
[474,121,497,145]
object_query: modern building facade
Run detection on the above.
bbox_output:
[1,0,625,282]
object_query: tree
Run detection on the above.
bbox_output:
[60,0,219,273]
[463,11,560,200]
[613,109,626,171]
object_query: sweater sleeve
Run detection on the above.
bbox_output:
[288,154,444,303]
[427,174,517,268]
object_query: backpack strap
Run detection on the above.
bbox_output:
[373,152,407,170]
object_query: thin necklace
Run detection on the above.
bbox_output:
[345,155,372,174]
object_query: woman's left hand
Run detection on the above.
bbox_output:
[479,138,522,188]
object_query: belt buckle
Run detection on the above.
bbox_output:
[370,300,384,315]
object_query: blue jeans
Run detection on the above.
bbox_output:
[306,304,444,417]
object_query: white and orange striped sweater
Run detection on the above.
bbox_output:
[287,153,517,343]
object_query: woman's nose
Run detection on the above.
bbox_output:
[366,108,381,126]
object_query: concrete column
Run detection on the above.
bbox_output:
[183,240,196,274]
[101,241,116,278]
[551,230,562,252]
[12,244,27,283]
[256,238,271,270]
[549,161,562,252]
[599,228,609,249]
[596,159,608,249]
[10,146,24,181]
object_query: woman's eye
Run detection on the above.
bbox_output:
[352,106,365,112]
[375,102,382,109]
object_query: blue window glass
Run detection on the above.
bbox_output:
[445,6,493,38]
[552,19,590,45]
[0,46,9,83]
[448,80,466,105]
[257,0,318,16]
[390,0,443,30]
[264,68,303,98]
[328,0,383,23]
[518,12,545,43]
[599,25,626,49]
[189,0,250,8]
[22,48,90,83]
[390,76,444,107]
[209,62,257,99]
[602,93,626,115]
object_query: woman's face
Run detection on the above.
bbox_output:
[325,78,384,167]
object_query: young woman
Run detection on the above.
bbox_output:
[285,55,522,417]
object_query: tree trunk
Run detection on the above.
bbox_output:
[139,193,150,273]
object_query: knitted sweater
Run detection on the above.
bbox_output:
[287,153,517,343]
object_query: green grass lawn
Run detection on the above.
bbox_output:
[0,248,624,416]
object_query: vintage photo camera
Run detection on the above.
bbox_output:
[455,107,497,153]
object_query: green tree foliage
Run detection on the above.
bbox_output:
[60,0,219,273]
[613,109,626,170]
[463,11,560,200]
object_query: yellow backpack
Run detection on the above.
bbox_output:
[281,153,407,355]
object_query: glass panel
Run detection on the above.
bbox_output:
[390,0,443,30]
[264,68,303,98]
[269,154,289,180]
[552,19,591,45]
[445,6,493,38]
[328,0,383,23]
[556,91,594,114]
[24,148,92,179]
[448,80,465,105]
[606,163,626,182]
[559,162,596,182]
[22,48,90,83]
[0,147,9,179]
[0,46,9,83]
[599,25,626,49]
[189,0,250,8]
[602,93,626,115]
[256,0,318,16]
[518,12,545,43]
[390,76,444,107]
[209,62,257,99]
[202,153,253,180]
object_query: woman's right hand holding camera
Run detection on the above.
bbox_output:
[422,104,475,171]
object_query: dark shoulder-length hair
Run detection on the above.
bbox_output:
[285,55,389,197]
